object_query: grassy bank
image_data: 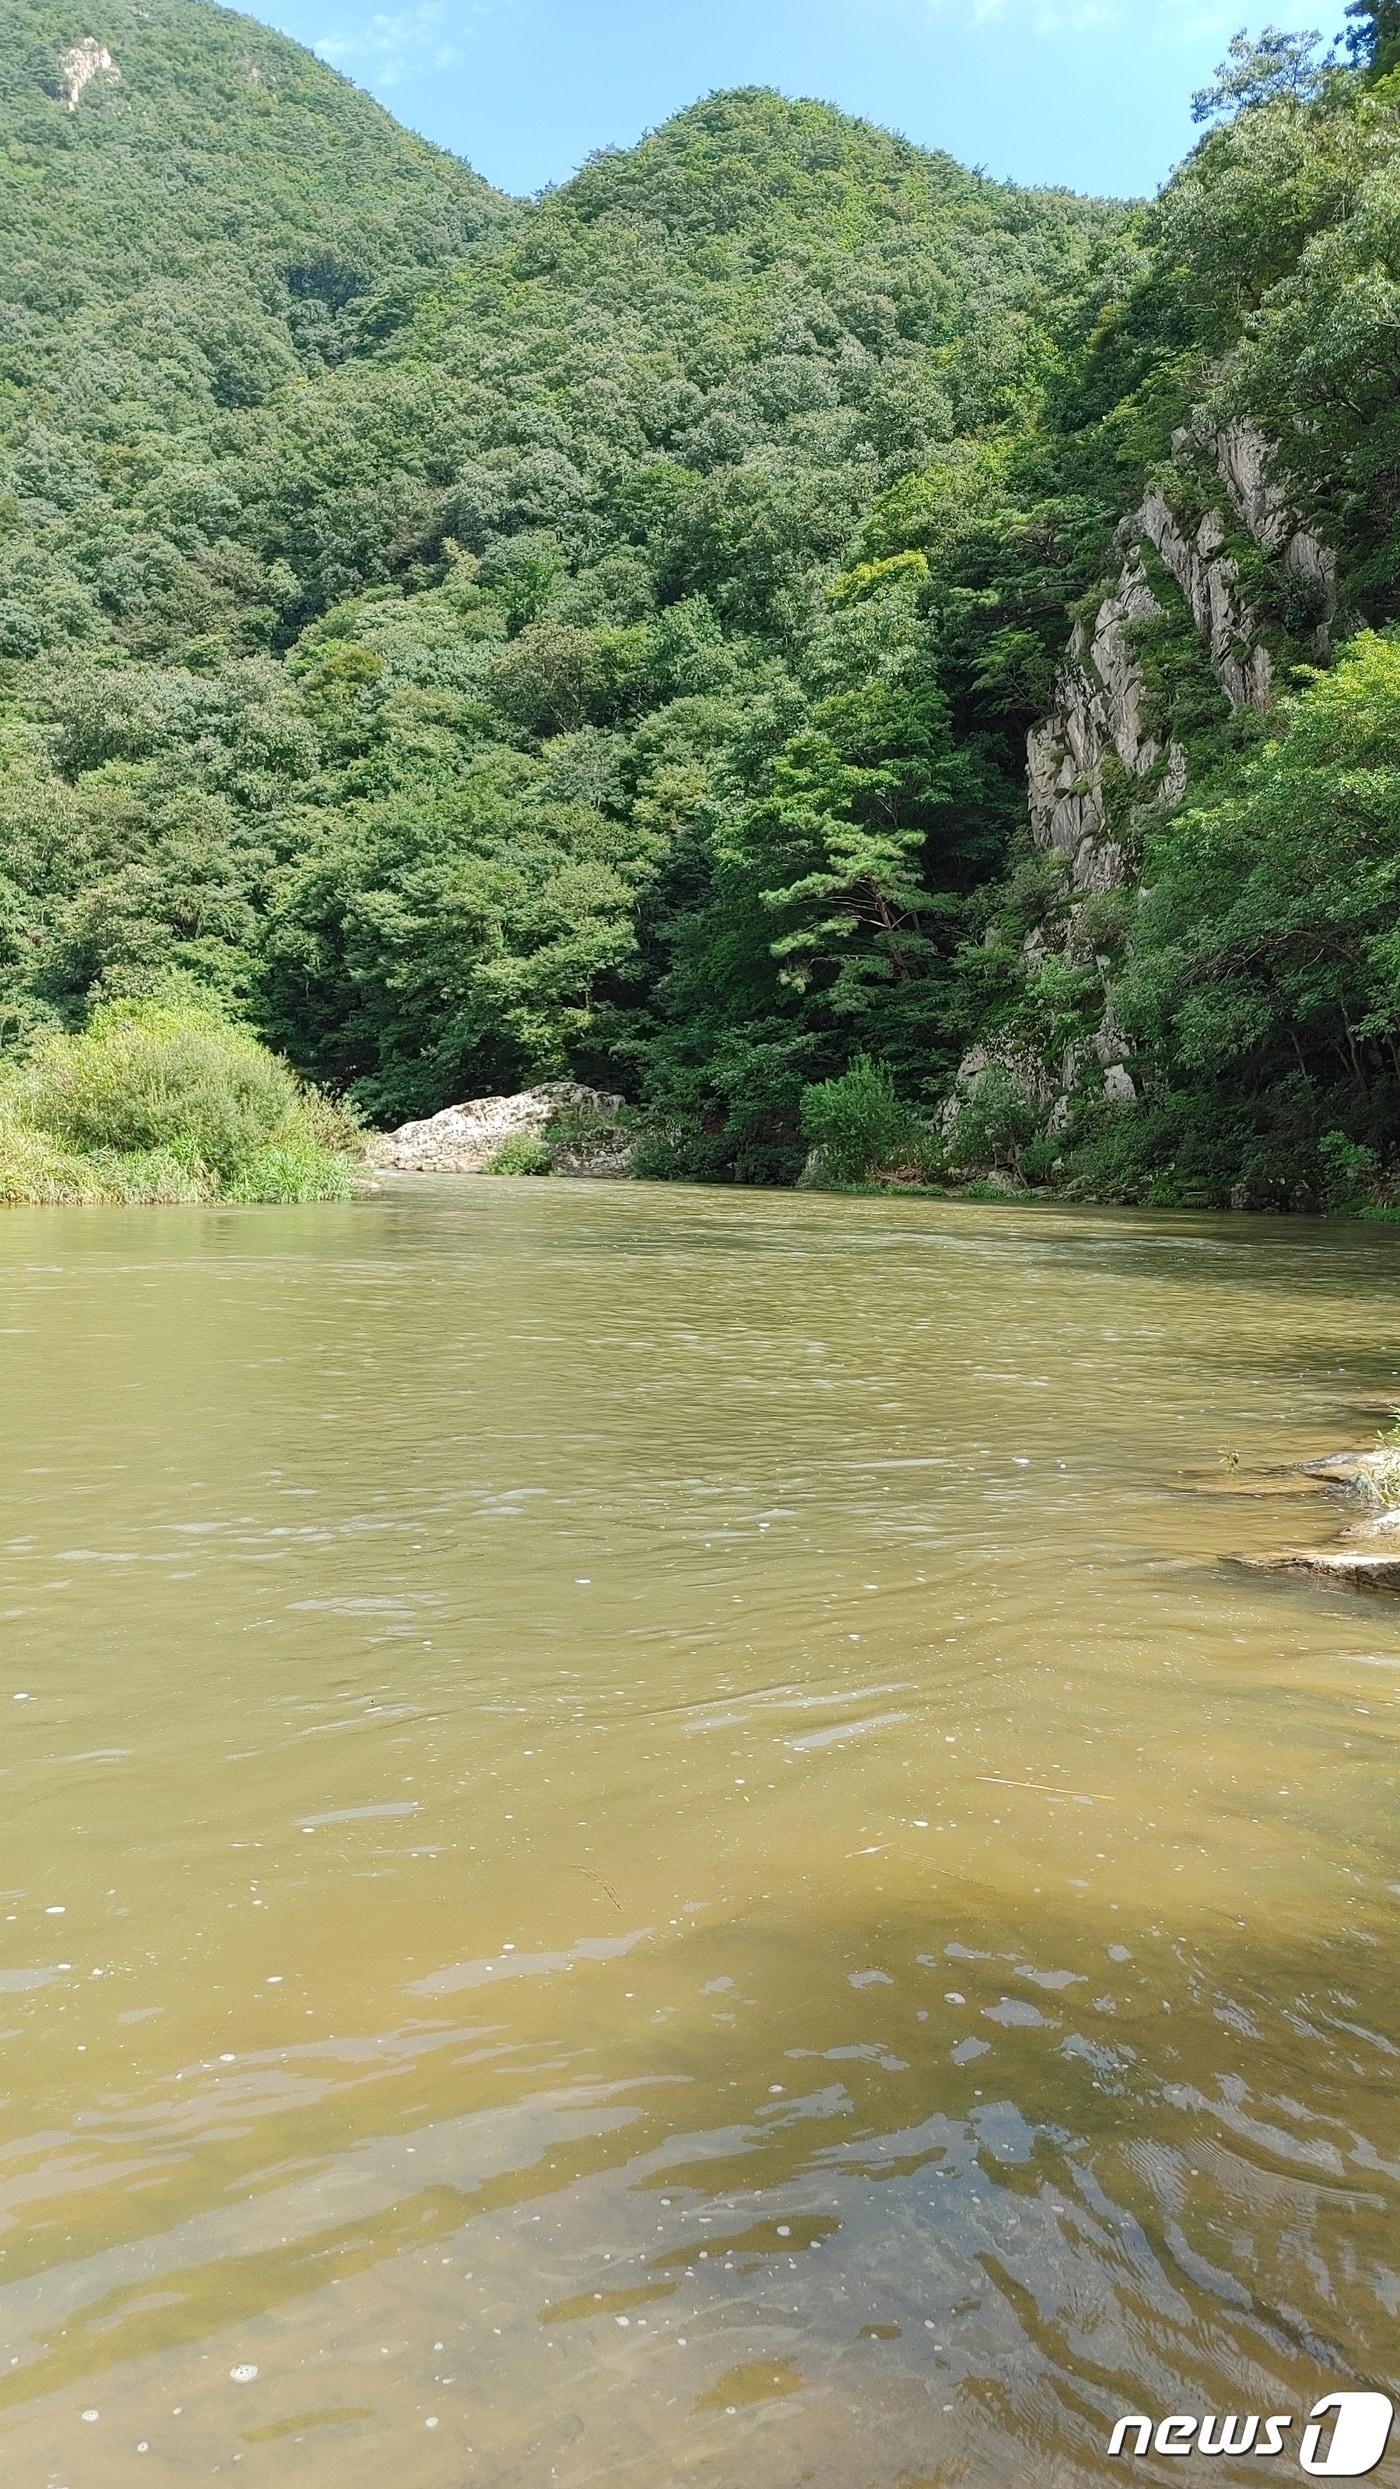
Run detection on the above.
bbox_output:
[0,999,361,1206]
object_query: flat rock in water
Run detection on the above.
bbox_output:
[1236,1544,1400,1592]
[1295,1451,1372,1484]
[1233,1440,1400,1589]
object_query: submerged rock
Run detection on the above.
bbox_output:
[1296,1447,1400,1499]
[1178,1464,1323,1501]
[1234,1442,1400,1591]
[370,1082,630,1176]
[1297,1450,1373,1485]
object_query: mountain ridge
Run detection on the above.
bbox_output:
[2,0,1398,1211]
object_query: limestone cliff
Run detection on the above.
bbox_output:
[1029,422,1334,907]
[954,422,1336,1134]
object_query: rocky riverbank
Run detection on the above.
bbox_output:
[369,1083,632,1178]
[1234,1443,1400,1593]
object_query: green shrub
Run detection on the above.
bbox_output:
[1318,1129,1381,1213]
[19,998,302,1178]
[627,1119,733,1184]
[1018,1134,1063,1186]
[628,1112,802,1186]
[1361,1417,1400,1510]
[945,1063,1040,1174]
[800,1056,919,1184]
[482,1131,556,1176]
[541,1103,632,1173]
[731,1138,809,1188]
[0,1120,213,1207]
[1060,1092,1223,1204]
[0,995,360,1206]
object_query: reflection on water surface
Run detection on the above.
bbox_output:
[1,1181,1397,2485]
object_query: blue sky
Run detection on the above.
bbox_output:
[244,0,1343,201]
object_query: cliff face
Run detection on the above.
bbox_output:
[960,422,1337,1130]
[1029,422,1334,908]
[1025,544,1186,912]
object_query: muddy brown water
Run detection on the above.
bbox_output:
[1,1180,1397,2487]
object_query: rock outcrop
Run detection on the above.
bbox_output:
[1210,419,1337,641]
[57,39,119,109]
[1027,423,1334,912]
[1026,541,1186,907]
[954,421,1337,1138]
[370,1082,630,1176]
[1242,1536,1400,1592]
[1235,1446,1400,1593]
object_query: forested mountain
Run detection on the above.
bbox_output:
[0,0,506,648]
[3,0,1400,1206]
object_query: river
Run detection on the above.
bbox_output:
[1,1180,1397,2486]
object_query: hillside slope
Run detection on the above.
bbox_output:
[2,6,1399,1207]
[0,0,505,293]
[0,44,1124,1137]
[932,21,1400,1208]
[0,0,507,657]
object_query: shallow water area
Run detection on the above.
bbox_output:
[1,1179,1398,2486]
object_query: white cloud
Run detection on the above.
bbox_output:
[958,0,1117,24]
[1162,0,1339,35]
[315,0,483,88]
[920,0,1333,30]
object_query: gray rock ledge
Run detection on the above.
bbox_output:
[369,1082,629,1176]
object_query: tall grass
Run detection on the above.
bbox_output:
[0,997,361,1206]
[1360,1422,1400,1514]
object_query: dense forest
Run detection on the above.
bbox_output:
[3,0,1400,1205]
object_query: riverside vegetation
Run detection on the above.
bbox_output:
[2,0,1400,1204]
[0,994,360,1201]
